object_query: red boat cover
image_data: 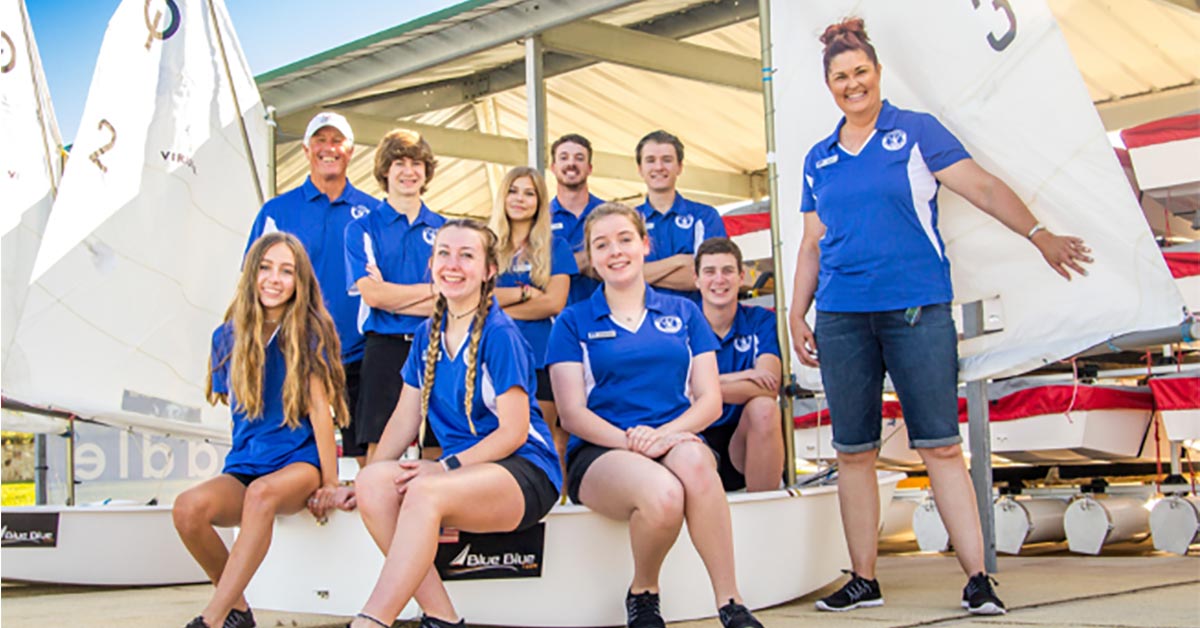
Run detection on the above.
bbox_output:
[1163,251,1200,279]
[723,212,771,237]
[1149,376,1200,411]
[794,399,904,429]
[956,385,1154,423]
[1120,114,1200,150]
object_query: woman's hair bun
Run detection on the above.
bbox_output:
[820,17,869,48]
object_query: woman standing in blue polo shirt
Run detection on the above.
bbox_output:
[349,219,560,628]
[547,203,762,628]
[345,129,445,462]
[490,166,577,471]
[175,232,349,628]
[788,18,1093,617]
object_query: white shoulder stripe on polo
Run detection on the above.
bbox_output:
[694,217,706,252]
[348,232,375,298]
[263,215,279,235]
[527,424,549,448]
[581,343,597,401]
[357,299,369,334]
[684,340,695,401]
[906,143,944,260]
[482,364,498,416]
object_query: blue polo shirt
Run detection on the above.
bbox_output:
[344,200,445,336]
[246,177,376,363]
[496,236,578,368]
[637,193,727,303]
[210,323,321,476]
[545,285,719,455]
[401,303,562,492]
[801,100,970,312]
[550,193,606,304]
[709,304,780,428]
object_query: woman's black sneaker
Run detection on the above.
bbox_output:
[962,572,1006,615]
[718,599,764,628]
[625,589,666,628]
[224,607,256,628]
[815,570,884,611]
[420,614,466,628]
[185,617,211,628]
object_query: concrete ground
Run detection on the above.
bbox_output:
[3,552,1197,627]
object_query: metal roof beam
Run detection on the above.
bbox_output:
[539,20,761,92]
[328,0,759,117]
[278,109,752,199]
[1095,82,1200,130]
[261,0,639,118]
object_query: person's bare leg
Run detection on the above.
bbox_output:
[539,399,568,488]
[836,448,881,579]
[729,396,784,492]
[579,450,685,593]
[919,443,986,576]
[199,463,319,627]
[662,441,742,606]
[173,475,250,612]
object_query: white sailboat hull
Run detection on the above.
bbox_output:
[1,504,232,585]
[245,472,904,625]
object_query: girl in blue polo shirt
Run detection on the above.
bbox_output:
[489,166,577,471]
[788,18,1093,617]
[175,232,349,628]
[349,219,560,628]
[345,129,445,462]
[546,203,762,628]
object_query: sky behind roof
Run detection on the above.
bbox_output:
[26,0,462,144]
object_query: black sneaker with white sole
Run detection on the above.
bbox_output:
[420,614,466,628]
[718,599,764,628]
[224,607,256,628]
[625,589,666,628]
[962,572,1006,615]
[815,570,883,612]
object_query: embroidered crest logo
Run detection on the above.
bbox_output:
[674,215,694,230]
[653,315,683,334]
[882,129,907,151]
[734,336,753,353]
[422,227,437,245]
[350,204,369,219]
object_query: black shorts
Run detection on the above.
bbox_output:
[495,455,559,531]
[356,333,414,447]
[225,471,264,487]
[701,421,746,492]
[339,360,365,457]
[535,368,554,403]
[565,442,611,505]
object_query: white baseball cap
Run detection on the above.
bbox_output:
[303,111,354,147]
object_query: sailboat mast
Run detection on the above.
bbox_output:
[17,0,59,199]
[206,0,264,206]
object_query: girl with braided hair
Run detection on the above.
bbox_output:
[350,219,561,628]
[176,232,350,628]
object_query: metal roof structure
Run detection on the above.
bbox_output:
[257,0,1200,217]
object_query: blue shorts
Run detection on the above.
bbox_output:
[814,303,962,453]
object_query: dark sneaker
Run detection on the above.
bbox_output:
[420,614,466,628]
[185,617,211,628]
[962,572,1006,615]
[224,607,255,628]
[815,570,883,611]
[718,599,764,628]
[625,589,666,628]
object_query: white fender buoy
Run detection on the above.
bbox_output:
[912,496,949,552]
[1149,494,1200,556]
[880,498,917,543]
[1063,495,1150,555]
[993,496,1067,554]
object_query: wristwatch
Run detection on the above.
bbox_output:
[440,454,462,471]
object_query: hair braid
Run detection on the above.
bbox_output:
[420,295,447,430]
[461,275,495,435]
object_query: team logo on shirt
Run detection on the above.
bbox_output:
[734,336,754,353]
[653,315,683,334]
[674,215,694,230]
[422,227,437,245]
[350,204,370,219]
[882,129,908,151]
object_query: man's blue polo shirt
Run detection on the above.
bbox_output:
[545,285,719,456]
[709,304,780,428]
[344,200,445,336]
[246,177,376,363]
[550,193,606,304]
[801,100,970,312]
[637,193,727,303]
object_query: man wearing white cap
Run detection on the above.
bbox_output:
[245,111,377,463]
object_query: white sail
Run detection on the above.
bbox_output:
[5,0,267,441]
[1,0,62,374]
[769,0,1186,386]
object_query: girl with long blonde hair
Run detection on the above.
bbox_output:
[488,166,576,471]
[351,220,561,628]
[175,232,350,628]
